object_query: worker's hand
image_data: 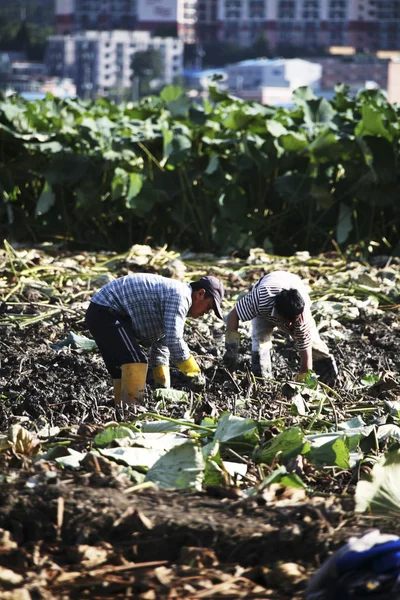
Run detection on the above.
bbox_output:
[223,330,240,370]
[177,355,206,391]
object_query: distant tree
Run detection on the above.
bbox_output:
[131,49,164,97]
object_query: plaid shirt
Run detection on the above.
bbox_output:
[91,274,192,366]
[236,271,313,351]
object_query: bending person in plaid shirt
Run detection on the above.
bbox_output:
[224,271,338,384]
[85,273,224,405]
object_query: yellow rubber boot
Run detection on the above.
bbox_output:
[113,379,122,406]
[152,365,170,388]
[121,363,148,405]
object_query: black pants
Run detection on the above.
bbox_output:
[85,302,147,379]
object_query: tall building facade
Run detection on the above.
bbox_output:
[55,0,197,43]
[45,30,183,97]
[54,0,400,50]
[206,0,400,50]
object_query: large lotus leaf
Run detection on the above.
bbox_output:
[355,449,400,515]
[253,427,306,465]
[125,173,144,207]
[0,101,27,128]
[279,131,308,152]
[160,86,190,116]
[145,441,204,490]
[100,447,163,470]
[35,181,55,217]
[214,413,259,445]
[160,84,185,104]
[93,426,137,448]
[355,104,392,141]
[163,132,191,163]
[303,98,336,128]
[223,111,254,131]
[305,435,351,469]
[292,86,317,105]
[307,130,341,161]
[266,119,288,137]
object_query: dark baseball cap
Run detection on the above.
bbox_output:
[197,276,224,320]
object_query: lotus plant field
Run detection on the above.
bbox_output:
[0,85,399,257]
[0,241,399,598]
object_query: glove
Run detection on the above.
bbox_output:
[177,356,205,391]
[223,330,240,370]
[152,365,170,388]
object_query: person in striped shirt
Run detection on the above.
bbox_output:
[224,271,338,383]
[85,273,224,405]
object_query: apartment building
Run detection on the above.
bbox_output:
[211,0,400,50]
[45,30,184,97]
[54,0,400,50]
[55,0,197,43]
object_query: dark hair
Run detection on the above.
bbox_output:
[190,281,213,299]
[274,289,305,321]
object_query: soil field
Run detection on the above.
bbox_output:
[0,245,399,599]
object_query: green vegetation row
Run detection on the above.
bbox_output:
[0,84,399,256]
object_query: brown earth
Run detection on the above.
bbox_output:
[1,253,400,599]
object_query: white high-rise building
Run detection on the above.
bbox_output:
[45,30,184,97]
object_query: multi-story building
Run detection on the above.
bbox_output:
[315,54,390,91]
[203,0,400,51]
[54,0,400,50]
[45,30,184,97]
[55,0,197,43]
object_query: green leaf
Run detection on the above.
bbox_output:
[214,413,259,445]
[355,104,392,141]
[50,332,97,352]
[336,202,353,244]
[35,181,55,217]
[125,173,144,207]
[355,449,400,515]
[93,426,137,448]
[266,119,288,137]
[361,374,381,386]
[253,427,306,465]
[153,389,188,403]
[259,465,307,489]
[223,111,254,131]
[279,131,308,152]
[205,154,219,175]
[303,98,336,127]
[145,442,204,490]
[100,447,163,470]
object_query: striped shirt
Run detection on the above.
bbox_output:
[91,274,192,366]
[236,271,313,351]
